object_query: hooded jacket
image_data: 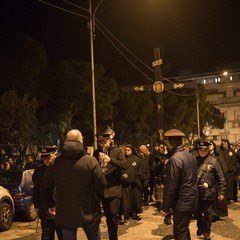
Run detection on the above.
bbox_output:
[45,140,107,228]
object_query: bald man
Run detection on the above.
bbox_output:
[45,129,107,240]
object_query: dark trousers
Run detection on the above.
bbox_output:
[60,223,101,240]
[102,197,121,240]
[119,185,131,220]
[141,179,149,202]
[173,211,192,240]
[194,200,213,236]
[41,218,62,240]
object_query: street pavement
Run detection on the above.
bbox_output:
[1,200,240,239]
[101,201,240,240]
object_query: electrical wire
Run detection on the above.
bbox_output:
[96,24,155,83]
[39,0,196,94]
[165,89,196,96]
[39,0,88,19]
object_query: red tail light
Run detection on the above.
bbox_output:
[13,192,27,199]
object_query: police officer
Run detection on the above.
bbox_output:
[32,146,62,240]
[94,128,127,240]
[195,139,226,240]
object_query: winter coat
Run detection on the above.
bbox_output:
[196,155,226,201]
[162,145,198,213]
[45,140,107,228]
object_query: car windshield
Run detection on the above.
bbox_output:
[0,171,23,186]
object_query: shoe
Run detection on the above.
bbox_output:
[203,233,211,240]
[164,218,172,225]
[133,214,142,221]
[149,197,154,202]
[124,219,129,225]
[196,229,203,236]
[119,219,125,225]
[143,201,149,206]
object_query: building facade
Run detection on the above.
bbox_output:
[173,69,240,145]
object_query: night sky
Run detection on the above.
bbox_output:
[1,0,240,80]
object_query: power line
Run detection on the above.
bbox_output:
[39,0,88,19]
[96,24,154,83]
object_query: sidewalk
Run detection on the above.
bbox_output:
[77,201,240,240]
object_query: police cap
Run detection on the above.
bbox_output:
[197,139,211,150]
[40,145,58,157]
[96,133,111,141]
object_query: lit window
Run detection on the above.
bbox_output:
[218,77,221,82]
[230,76,233,80]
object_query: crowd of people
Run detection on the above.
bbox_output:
[1,128,240,240]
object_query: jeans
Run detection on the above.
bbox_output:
[61,223,101,240]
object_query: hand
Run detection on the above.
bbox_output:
[160,210,167,217]
[35,208,39,216]
[99,152,110,163]
[218,194,224,201]
[48,207,56,216]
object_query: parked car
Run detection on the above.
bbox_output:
[0,186,14,231]
[0,169,37,221]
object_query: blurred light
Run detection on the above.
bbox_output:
[230,75,233,80]
[223,71,228,76]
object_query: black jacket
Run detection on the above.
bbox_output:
[45,140,107,228]
[162,145,198,213]
[33,163,52,219]
[196,155,226,201]
[101,145,127,198]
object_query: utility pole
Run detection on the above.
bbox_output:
[89,0,97,149]
[152,48,164,141]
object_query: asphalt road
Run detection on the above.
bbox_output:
[1,201,240,240]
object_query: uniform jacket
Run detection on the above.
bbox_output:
[196,155,226,201]
[162,145,198,213]
[32,163,53,219]
[45,140,107,228]
[101,145,127,198]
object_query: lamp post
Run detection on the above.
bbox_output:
[89,0,97,149]
[89,0,103,149]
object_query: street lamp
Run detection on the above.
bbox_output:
[89,0,103,149]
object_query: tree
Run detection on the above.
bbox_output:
[35,59,119,145]
[0,90,38,144]
[114,92,154,145]
[0,32,48,93]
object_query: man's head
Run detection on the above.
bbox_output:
[97,133,111,149]
[221,139,230,149]
[40,146,58,166]
[66,129,83,143]
[125,144,133,156]
[164,129,185,150]
[139,145,150,156]
[196,139,211,157]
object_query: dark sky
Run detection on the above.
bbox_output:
[1,0,240,79]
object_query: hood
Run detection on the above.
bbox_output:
[61,140,85,160]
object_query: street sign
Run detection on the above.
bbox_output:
[153,81,164,93]
[152,59,163,67]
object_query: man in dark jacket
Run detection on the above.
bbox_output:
[195,139,226,240]
[94,128,127,240]
[160,129,198,240]
[45,129,107,240]
[33,145,61,240]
